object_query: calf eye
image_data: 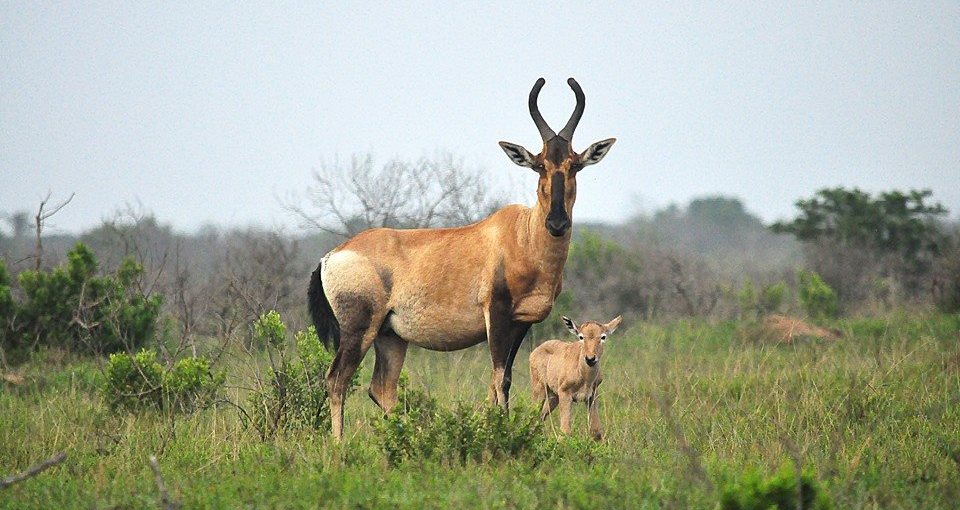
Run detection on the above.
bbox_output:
[600,334,607,341]
[578,334,584,340]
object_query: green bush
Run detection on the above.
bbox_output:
[720,465,831,510]
[375,376,545,466]
[253,309,285,349]
[798,271,838,320]
[760,281,787,315]
[0,259,14,349]
[246,312,357,438]
[103,348,223,413]
[738,280,757,319]
[6,243,162,358]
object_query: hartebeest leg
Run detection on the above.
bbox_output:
[326,295,385,441]
[368,333,408,414]
[327,338,364,441]
[487,319,530,409]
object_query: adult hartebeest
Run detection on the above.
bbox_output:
[309,78,616,439]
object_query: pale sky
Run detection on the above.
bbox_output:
[2,2,958,234]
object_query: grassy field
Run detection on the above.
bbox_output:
[2,312,959,509]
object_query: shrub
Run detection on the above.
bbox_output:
[738,280,757,319]
[374,376,545,466]
[165,355,225,413]
[253,309,285,349]
[9,243,162,357]
[759,281,787,315]
[102,348,223,413]
[0,259,14,351]
[246,312,357,438]
[797,271,838,320]
[720,465,832,510]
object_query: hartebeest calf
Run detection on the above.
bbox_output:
[309,78,616,440]
[530,315,622,440]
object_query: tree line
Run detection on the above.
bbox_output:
[1,155,957,365]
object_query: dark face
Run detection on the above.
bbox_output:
[535,137,580,237]
[498,78,616,238]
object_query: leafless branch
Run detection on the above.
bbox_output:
[283,153,510,238]
[1,451,67,489]
[148,455,181,510]
[33,191,75,270]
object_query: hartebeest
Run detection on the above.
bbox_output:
[308,78,616,439]
[529,315,622,440]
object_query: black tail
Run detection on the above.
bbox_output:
[308,263,340,352]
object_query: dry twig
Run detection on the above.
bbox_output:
[1,451,67,489]
[148,455,181,510]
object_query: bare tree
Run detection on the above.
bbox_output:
[211,228,305,341]
[32,192,75,270]
[286,153,510,237]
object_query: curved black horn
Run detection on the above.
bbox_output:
[557,78,585,141]
[528,77,556,142]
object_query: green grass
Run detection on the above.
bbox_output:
[2,313,959,508]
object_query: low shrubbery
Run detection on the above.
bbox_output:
[102,348,223,413]
[245,311,358,438]
[375,376,546,466]
[720,465,832,510]
[798,270,839,320]
[1,243,162,361]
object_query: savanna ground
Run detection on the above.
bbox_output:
[2,312,959,509]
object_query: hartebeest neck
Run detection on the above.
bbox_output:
[521,201,571,274]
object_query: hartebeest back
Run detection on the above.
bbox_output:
[309,78,616,440]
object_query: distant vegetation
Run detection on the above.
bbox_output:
[1,162,958,507]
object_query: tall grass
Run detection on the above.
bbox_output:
[1,313,958,508]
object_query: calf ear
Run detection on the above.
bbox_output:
[580,138,616,167]
[498,141,537,168]
[561,316,580,336]
[604,315,623,335]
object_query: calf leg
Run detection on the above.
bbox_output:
[558,393,574,434]
[368,333,408,414]
[541,389,559,420]
[529,363,545,406]
[588,395,603,441]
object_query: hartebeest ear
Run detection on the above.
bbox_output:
[579,138,616,167]
[561,316,580,336]
[603,315,623,335]
[498,141,537,168]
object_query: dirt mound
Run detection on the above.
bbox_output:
[761,314,841,344]
[2,372,24,386]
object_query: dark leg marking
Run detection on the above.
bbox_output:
[334,292,374,335]
[376,266,393,295]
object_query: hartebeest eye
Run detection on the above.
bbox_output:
[600,334,607,342]
[578,334,584,340]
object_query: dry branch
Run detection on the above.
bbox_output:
[33,191,75,270]
[148,455,181,510]
[0,451,67,489]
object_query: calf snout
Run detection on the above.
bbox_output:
[584,355,598,367]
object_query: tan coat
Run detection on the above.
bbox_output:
[530,316,622,440]
[308,78,616,440]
